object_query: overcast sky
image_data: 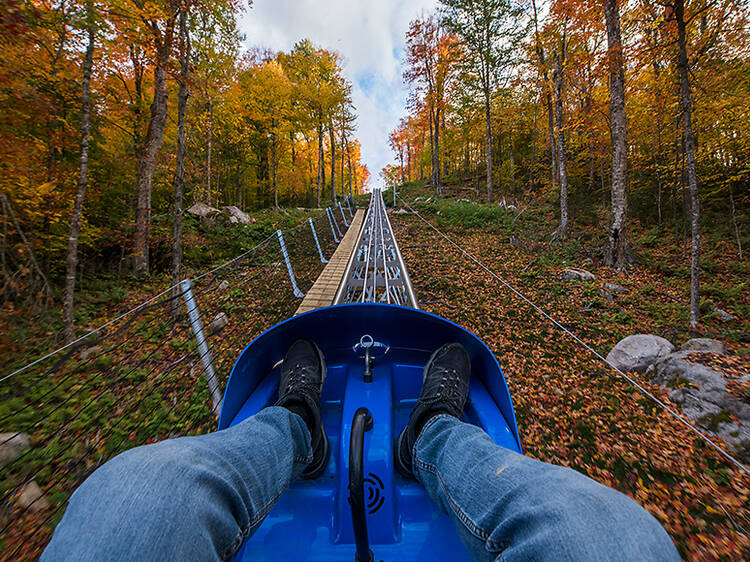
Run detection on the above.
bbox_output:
[239,0,438,188]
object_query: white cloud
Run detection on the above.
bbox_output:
[238,0,438,187]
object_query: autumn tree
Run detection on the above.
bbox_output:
[440,0,527,202]
[130,0,179,276]
[603,0,631,271]
[62,0,96,342]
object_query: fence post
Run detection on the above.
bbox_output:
[277,229,305,298]
[326,207,340,243]
[330,206,343,238]
[309,217,328,264]
[338,202,349,227]
[180,279,222,417]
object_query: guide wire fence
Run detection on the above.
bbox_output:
[397,195,749,478]
[394,196,750,550]
[0,201,354,560]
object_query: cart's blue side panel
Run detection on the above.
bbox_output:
[218,303,522,560]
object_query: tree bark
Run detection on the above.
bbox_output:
[346,139,353,197]
[329,122,336,204]
[675,0,701,329]
[340,133,346,197]
[206,100,212,204]
[133,21,174,276]
[552,49,568,241]
[63,0,95,343]
[272,125,278,208]
[171,2,190,320]
[316,120,323,207]
[603,0,631,271]
[484,89,493,202]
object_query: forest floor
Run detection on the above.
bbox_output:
[2,186,748,559]
[391,180,749,560]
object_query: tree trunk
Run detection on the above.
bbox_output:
[272,126,278,208]
[316,120,323,207]
[340,133,346,198]
[329,123,336,204]
[675,0,701,329]
[603,0,631,270]
[206,100,212,203]
[171,3,190,320]
[552,50,569,241]
[529,94,538,190]
[133,28,173,276]
[484,90,493,202]
[63,2,95,343]
[346,140,353,197]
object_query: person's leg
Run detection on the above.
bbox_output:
[394,343,679,561]
[42,407,310,561]
[43,339,331,562]
[413,414,680,561]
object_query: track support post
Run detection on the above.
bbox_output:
[308,217,328,264]
[180,278,222,417]
[326,207,340,243]
[277,229,305,298]
[338,202,350,227]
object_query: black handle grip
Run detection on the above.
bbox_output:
[348,407,374,562]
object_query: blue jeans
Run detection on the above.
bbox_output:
[42,408,678,561]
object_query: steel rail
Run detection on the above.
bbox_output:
[337,190,418,308]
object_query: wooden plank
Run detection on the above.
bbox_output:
[295,208,365,315]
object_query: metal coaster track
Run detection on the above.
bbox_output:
[334,190,418,308]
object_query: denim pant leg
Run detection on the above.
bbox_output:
[42,406,311,562]
[413,414,680,562]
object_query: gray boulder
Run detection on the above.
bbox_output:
[218,280,230,291]
[562,268,595,282]
[209,312,228,335]
[221,206,253,225]
[648,351,750,458]
[187,202,221,218]
[714,308,736,322]
[17,480,51,512]
[606,334,675,373]
[79,344,103,362]
[680,338,726,354]
[603,282,628,294]
[0,432,30,466]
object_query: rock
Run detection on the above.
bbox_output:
[680,338,726,354]
[17,481,51,512]
[582,257,594,265]
[562,268,595,282]
[603,282,628,294]
[509,235,520,249]
[187,202,221,218]
[599,289,614,303]
[394,208,410,215]
[221,206,253,225]
[606,334,675,373]
[79,345,103,362]
[648,351,750,458]
[714,308,736,322]
[0,432,30,466]
[218,280,230,291]
[209,312,228,335]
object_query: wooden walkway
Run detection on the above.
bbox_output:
[295,209,365,315]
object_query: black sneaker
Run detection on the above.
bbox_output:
[394,342,471,478]
[275,339,330,479]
